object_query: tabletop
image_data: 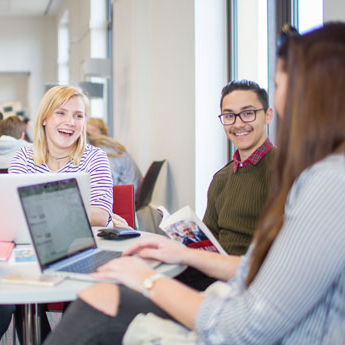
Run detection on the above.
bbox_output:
[0,228,186,304]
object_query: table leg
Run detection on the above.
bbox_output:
[34,304,41,345]
[23,304,41,345]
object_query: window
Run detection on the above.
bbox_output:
[58,11,69,85]
[89,0,108,120]
[298,0,323,33]
[229,0,268,151]
[236,0,268,90]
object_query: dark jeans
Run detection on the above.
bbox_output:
[176,267,216,291]
[43,285,173,345]
[0,304,15,339]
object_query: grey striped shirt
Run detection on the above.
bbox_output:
[196,153,345,344]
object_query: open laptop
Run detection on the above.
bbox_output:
[18,178,121,281]
[0,173,90,244]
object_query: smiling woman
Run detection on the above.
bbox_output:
[8,85,116,228]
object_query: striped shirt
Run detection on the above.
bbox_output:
[9,144,113,222]
[196,153,345,344]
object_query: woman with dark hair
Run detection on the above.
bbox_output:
[44,23,345,345]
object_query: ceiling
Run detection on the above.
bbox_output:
[0,0,61,16]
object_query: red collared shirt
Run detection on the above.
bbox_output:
[232,138,274,172]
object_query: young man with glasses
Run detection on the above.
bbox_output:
[203,80,274,255]
[176,80,275,290]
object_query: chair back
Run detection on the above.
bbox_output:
[135,160,166,211]
[113,184,135,228]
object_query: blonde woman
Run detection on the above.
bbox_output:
[9,85,125,227]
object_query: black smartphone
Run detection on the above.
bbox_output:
[97,227,141,240]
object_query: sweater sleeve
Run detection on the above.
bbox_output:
[203,172,224,238]
[195,157,345,344]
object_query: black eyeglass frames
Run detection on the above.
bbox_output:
[218,108,266,126]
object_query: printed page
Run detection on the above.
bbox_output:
[157,205,227,255]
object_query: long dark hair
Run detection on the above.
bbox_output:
[246,22,345,286]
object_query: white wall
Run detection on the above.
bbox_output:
[0,16,57,119]
[323,0,345,21]
[112,0,228,216]
[0,73,29,114]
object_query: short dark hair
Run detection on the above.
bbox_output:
[220,80,269,110]
[0,116,25,139]
[0,112,3,121]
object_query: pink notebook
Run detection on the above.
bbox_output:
[0,242,15,261]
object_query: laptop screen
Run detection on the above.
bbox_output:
[18,178,96,268]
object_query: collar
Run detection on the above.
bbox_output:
[232,138,274,172]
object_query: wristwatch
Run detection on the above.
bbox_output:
[141,273,165,298]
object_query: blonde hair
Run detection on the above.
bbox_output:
[87,118,109,136]
[88,134,126,158]
[33,85,90,166]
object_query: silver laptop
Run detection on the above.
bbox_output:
[0,172,90,244]
[18,178,121,281]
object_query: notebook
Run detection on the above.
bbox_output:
[0,241,15,261]
[0,172,90,244]
[18,178,121,281]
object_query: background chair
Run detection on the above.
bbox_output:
[135,160,167,234]
[136,160,166,211]
[112,184,136,229]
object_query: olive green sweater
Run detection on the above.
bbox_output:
[203,149,276,255]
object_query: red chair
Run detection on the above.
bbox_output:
[113,184,136,228]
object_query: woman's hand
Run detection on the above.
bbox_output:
[123,236,190,265]
[111,213,130,228]
[91,256,155,292]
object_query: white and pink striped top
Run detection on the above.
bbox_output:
[9,144,113,221]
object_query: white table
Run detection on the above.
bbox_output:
[0,229,186,345]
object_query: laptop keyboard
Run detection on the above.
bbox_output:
[58,250,122,274]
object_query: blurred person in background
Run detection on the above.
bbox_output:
[0,115,30,169]
[87,118,142,201]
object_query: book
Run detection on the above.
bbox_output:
[1,274,65,287]
[13,246,37,263]
[0,241,15,261]
[157,205,227,255]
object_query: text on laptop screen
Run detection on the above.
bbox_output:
[19,179,96,266]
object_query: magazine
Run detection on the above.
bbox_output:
[157,205,227,255]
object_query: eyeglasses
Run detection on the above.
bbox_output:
[218,109,265,126]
